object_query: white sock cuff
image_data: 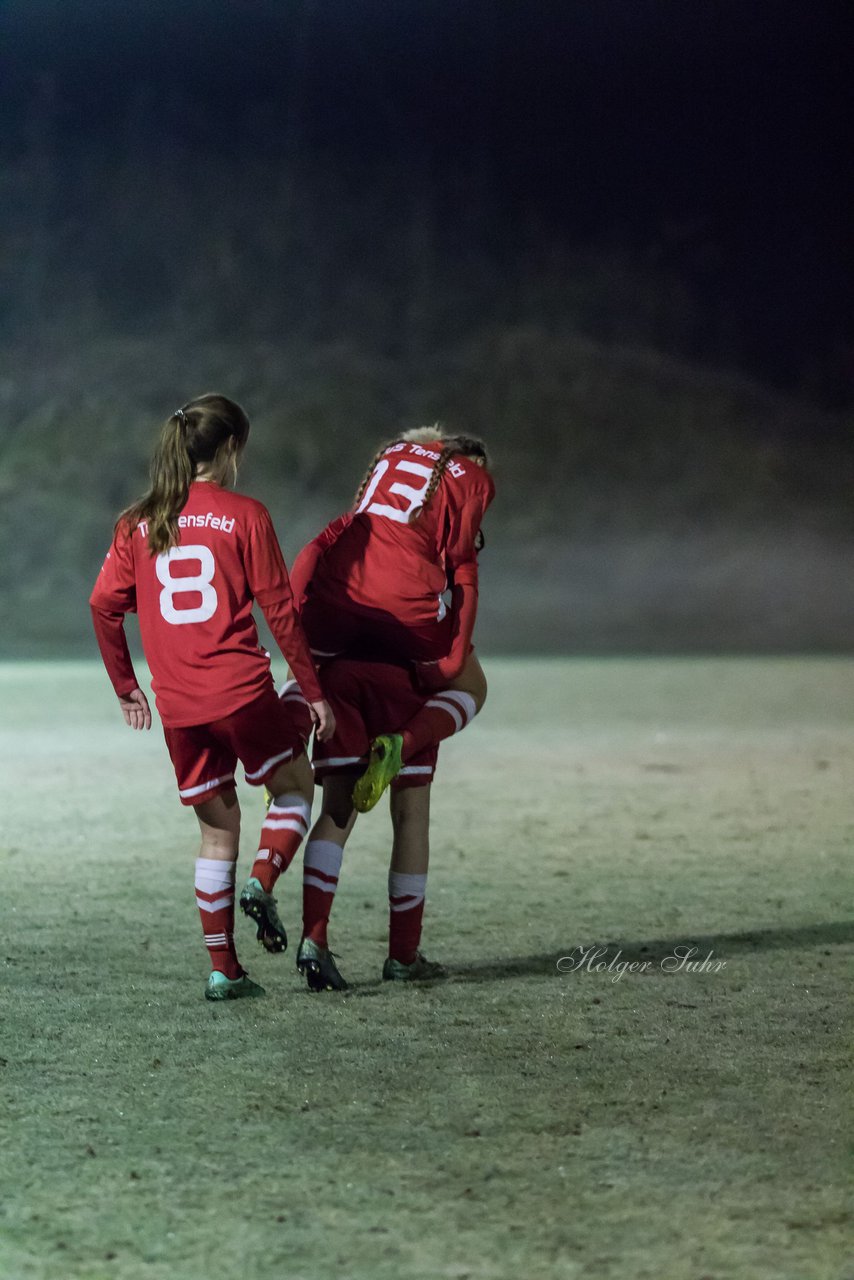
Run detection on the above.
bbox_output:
[195,857,236,893]
[388,871,427,902]
[425,689,478,731]
[303,839,345,877]
[268,793,312,819]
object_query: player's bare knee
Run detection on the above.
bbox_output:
[267,749,313,802]
[469,669,487,713]
[194,786,240,829]
[199,831,239,860]
[390,785,431,831]
[321,775,357,832]
[449,655,487,712]
[195,788,241,859]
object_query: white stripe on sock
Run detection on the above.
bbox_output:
[303,873,339,894]
[388,870,426,910]
[424,698,464,732]
[263,817,308,834]
[195,857,236,895]
[303,839,344,879]
[434,689,478,719]
[196,894,234,913]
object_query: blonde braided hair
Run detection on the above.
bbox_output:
[407,445,454,524]
[352,442,394,511]
[353,427,490,524]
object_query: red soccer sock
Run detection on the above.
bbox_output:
[401,690,478,760]
[249,793,312,892]
[195,856,242,980]
[302,838,345,947]
[388,871,427,964]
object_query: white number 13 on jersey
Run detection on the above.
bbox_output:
[356,458,434,523]
[156,545,218,624]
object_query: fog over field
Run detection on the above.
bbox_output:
[1,333,851,657]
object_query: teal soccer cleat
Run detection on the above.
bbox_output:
[205,971,265,1001]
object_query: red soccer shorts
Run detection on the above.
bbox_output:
[164,683,312,806]
[310,658,438,789]
[300,596,453,665]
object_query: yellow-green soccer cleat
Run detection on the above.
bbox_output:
[382,953,447,983]
[204,971,266,1001]
[296,937,349,992]
[352,733,404,813]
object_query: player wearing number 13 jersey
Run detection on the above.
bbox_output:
[290,429,494,793]
[90,395,335,1001]
[289,430,494,813]
[291,429,495,670]
[285,429,494,985]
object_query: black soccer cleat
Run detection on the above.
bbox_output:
[382,952,447,982]
[239,877,288,953]
[296,937,349,992]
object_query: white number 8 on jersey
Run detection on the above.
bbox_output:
[156,545,218,624]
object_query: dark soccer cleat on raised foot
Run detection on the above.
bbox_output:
[296,937,349,992]
[382,952,447,983]
[205,971,265,1001]
[352,733,404,813]
[239,876,288,953]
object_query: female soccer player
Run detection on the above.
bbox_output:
[297,657,444,991]
[289,427,494,813]
[89,394,335,1001]
[287,426,494,984]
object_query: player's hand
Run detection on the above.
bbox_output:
[309,699,336,743]
[414,659,459,692]
[119,687,152,731]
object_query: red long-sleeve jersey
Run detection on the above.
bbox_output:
[291,441,493,619]
[90,481,323,727]
[290,441,494,679]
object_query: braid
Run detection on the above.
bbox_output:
[408,445,453,524]
[353,429,489,523]
[441,434,489,467]
[352,444,391,511]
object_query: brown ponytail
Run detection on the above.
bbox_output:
[117,394,250,554]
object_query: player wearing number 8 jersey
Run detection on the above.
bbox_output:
[90,394,335,1001]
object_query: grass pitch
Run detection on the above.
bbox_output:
[1,658,851,1280]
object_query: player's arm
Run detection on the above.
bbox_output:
[89,527,152,730]
[415,566,479,689]
[416,475,494,687]
[245,510,336,740]
[289,512,354,607]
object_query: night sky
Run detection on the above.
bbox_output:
[2,0,850,399]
